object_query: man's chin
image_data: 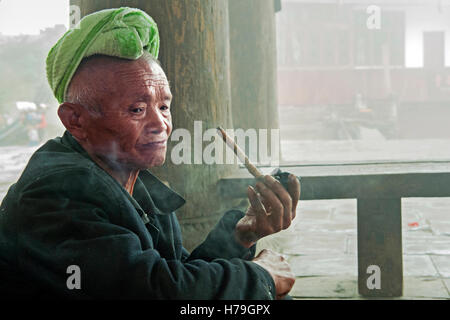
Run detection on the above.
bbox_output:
[140,156,166,169]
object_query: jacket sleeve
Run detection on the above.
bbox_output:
[187,210,258,262]
[12,169,275,300]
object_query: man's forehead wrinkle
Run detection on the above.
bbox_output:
[114,67,165,79]
[128,84,172,103]
[126,80,170,97]
[114,68,169,87]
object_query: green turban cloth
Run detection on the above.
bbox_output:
[46,7,160,103]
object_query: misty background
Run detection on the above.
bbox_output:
[277,0,450,164]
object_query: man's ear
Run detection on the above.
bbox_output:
[57,103,88,141]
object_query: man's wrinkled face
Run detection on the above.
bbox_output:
[82,58,172,170]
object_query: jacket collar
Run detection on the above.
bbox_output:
[61,131,185,215]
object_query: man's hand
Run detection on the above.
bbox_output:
[252,249,295,300]
[235,174,301,248]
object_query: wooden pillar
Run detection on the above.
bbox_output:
[228,0,280,163]
[71,0,240,251]
[357,198,403,297]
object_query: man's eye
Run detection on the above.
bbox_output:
[160,105,169,111]
[131,107,145,114]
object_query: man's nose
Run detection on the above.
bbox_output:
[145,106,168,134]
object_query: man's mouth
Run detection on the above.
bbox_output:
[138,140,167,148]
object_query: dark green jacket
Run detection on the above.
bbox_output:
[0,131,275,299]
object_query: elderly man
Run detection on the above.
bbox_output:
[0,7,300,299]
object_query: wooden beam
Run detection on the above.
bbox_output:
[218,163,450,199]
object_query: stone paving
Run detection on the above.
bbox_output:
[255,197,450,299]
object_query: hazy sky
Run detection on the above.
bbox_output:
[0,0,69,35]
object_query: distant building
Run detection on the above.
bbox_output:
[277,0,450,106]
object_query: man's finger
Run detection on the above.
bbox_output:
[255,181,283,230]
[262,175,292,229]
[287,174,301,220]
[247,185,266,215]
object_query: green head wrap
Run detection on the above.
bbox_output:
[46,7,160,103]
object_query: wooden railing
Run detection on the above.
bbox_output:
[218,161,450,297]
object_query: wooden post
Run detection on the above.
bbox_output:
[228,0,280,163]
[71,0,240,251]
[357,198,403,297]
